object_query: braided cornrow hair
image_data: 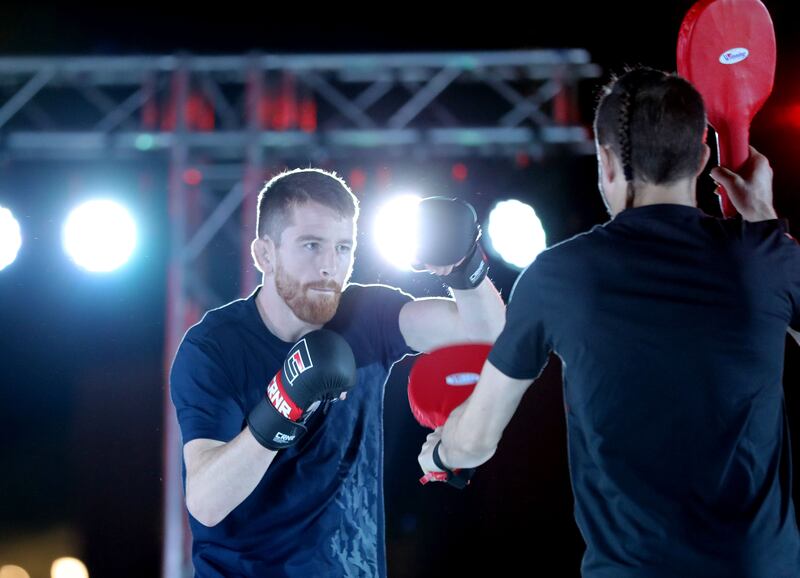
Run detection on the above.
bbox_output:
[617,87,636,209]
[594,67,707,215]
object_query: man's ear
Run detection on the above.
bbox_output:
[695,142,711,178]
[251,236,276,275]
[598,144,619,184]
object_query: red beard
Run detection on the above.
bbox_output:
[275,260,342,324]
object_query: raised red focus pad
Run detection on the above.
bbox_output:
[677,0,775,217]
[408,343,492,429]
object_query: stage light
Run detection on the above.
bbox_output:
[373,194,421,270]
[63,199,137,273]
[0,206,22,271]
[487,199,546,269]
[50,558,88,578]
[0,565,31,578]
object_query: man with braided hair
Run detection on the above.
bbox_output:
[420,67,800,577]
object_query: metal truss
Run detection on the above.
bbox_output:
[0,50,600,577]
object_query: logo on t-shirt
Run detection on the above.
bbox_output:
[284,338,314,386]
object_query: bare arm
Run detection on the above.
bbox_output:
[399,276,506,352]
[184,429,278,527]
[418,360,533,472]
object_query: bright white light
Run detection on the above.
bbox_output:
[63,199,137,273]
[50,558,88,578]
[373,194,421,270]
[0,565,31,578]
[487,200,546,269]
[0,207,22,271]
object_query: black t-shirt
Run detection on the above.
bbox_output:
[170,283,414,577]
[489,204,800,578]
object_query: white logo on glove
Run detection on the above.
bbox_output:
[267,377,293,418]
[285,339,314,385]
[273,432,296,443]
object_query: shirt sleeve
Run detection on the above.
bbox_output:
[169,334,246,445]
[778,220,800,330]
[488,259,552,380]
[370,284,417,364]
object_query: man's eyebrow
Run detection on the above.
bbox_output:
[294,235,353,244]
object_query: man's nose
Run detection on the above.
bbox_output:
[319,246,337,278]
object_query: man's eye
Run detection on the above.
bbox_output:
[304,242,319,250]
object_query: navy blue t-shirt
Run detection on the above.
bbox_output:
[170,283,414,577]
[489,204,800,578]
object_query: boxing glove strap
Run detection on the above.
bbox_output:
[426,441,474,489]
[438,243,488,290]
[247,397,308,451]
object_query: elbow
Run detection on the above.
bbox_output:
[186,490,225,528]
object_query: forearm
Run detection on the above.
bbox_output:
[451,277,506,341]
[185,428,278,527]
[439,402,498,469]
[741,202,777,222]
[438,361,532,469]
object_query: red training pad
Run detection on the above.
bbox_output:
[408,343,492,430]
[677,0,775,217]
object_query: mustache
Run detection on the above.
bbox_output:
[304,281,341,293]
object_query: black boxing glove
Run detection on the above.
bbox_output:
[247,329,357,450]
[414,196,488,290]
